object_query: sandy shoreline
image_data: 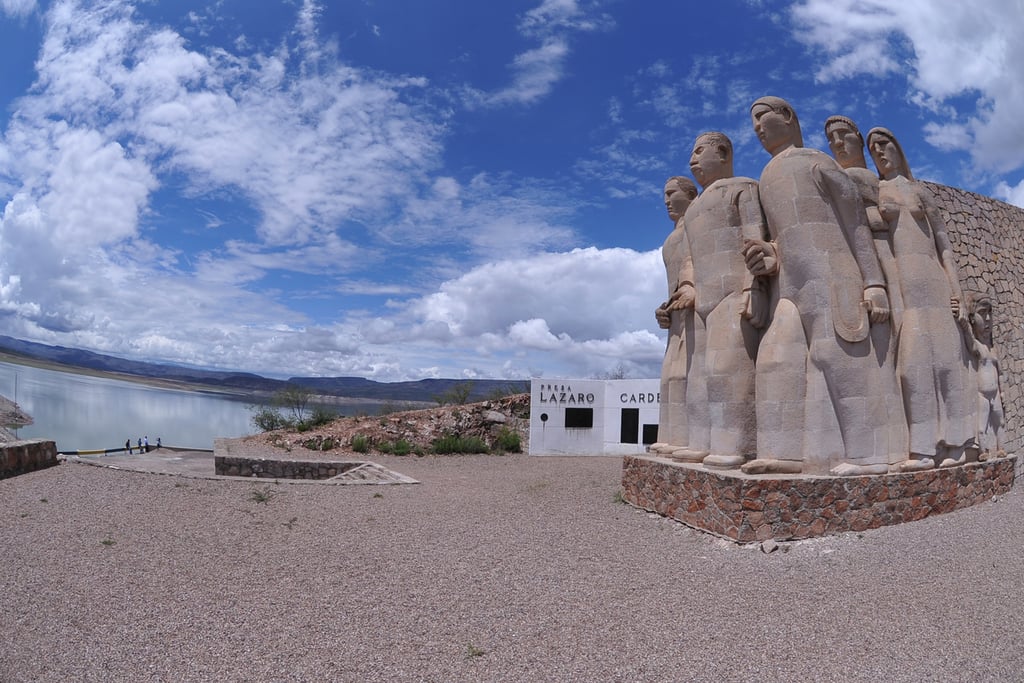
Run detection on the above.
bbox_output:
[0,352,431,412]
[2,452,1023,681]
[0,350,257,398]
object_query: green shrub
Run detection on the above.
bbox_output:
[432,434,489,454]
[351,434,370,453]
[301,436,338,451]
[249,485,274,504]
[493,427,521,453]
[251,406,289,432]
[378,439,413,456]
[295,407,336,432]
[309,407,336,426]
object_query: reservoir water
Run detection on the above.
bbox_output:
[0,360,258,451]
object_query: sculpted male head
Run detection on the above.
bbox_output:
[825,115,866,170]
[664,176,698,223]
[689,132,734,189]
[866,127,912,181]
[751,96,802,156]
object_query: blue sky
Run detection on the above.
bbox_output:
[0,0,1021,381]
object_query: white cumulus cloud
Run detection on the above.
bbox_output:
[791,0,1024,176]
[464,0,613,108]
[0,0,35,17]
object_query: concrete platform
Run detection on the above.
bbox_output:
[65,447,417,485]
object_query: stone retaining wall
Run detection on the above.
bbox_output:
[931,182,1024,455]
[621,454,1016,542]
[0,439,59,479]
[215,455,361,479]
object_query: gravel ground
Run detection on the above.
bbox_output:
[2,453,1023,682]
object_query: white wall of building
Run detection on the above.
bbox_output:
[529,378,661,456]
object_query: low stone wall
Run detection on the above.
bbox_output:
[215,455,361,479]
[0,439,59,479]
[621,454,1017,542]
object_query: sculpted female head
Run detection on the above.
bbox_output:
[867,127,912,181]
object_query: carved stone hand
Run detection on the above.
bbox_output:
[863,285,890,324]
[741,239,778,276]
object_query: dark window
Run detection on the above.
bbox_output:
[564,407,594,428]
[642,424,659,445]
[620,408,639,443]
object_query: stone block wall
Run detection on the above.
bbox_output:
[215,455,361,479]
[929,182,1023,455]
[0,439,59,479]
[622,454,1016,542]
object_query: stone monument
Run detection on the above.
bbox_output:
[622,95,1017,541]
[867,126,976,471]
[650,177,699,457]
[672,132,767,470]
[962,292,1005,461]
[742,97,905,477]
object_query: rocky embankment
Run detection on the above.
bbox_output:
[0,394,32,443]
[235,393,531,456]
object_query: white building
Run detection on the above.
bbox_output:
[529,378,661,456]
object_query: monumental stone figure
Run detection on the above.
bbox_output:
[868,127,975,470]
[671,132,767,469]
[740,96,906,476]
[961,292,1005,460]
[651,177,699,455]
[825,115,905,330]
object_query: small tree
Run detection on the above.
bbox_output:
[274,384,313,423]
[595,363,629,380]
[434,381,474,406]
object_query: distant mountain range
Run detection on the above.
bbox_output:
[0,335,528,403]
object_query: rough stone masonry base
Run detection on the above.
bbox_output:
[0,439,58,479]
[621,454,1017,542]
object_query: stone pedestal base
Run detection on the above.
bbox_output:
[621,454,1017,542]
[0,440,58,479]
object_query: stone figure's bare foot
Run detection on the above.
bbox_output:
[670,447,708,463]
[938,453,966,468]
[830,462,889,477]
[997,449,1008,458]
[898,456,935,472]
[649,443,675,455]
[741,458,802,475]
[978,449,991,462]
[703,454,745,470]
